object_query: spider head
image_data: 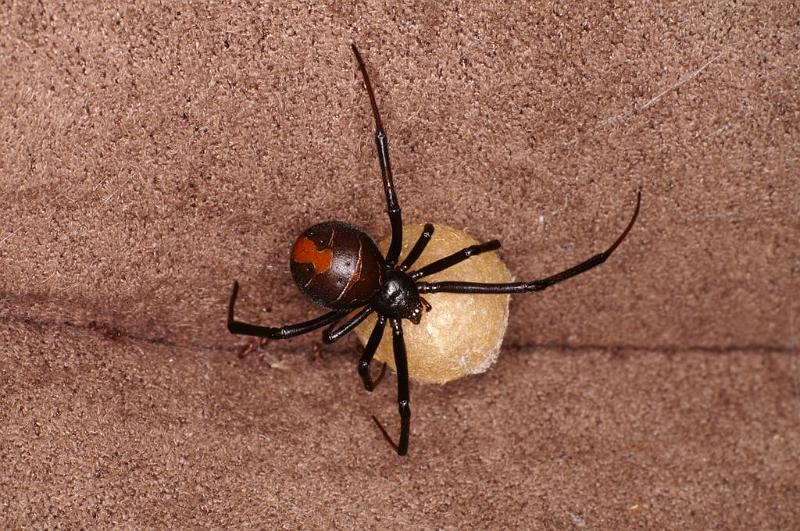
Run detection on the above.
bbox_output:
[405,303,424,325]
[371,269,427,323]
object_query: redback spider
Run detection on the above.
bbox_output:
[227,44,641,456]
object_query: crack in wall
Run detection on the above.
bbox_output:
[3,311,796,357]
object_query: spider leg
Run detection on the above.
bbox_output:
[351,44,403,266]
[417,191,641,295]
[372,318,411,455]
[359,315,388,391]
[323,306,374,343]
[227,281,347,339]
[410,239,501,280]
[398,223,435,272]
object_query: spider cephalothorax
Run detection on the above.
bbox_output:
[227,44,641,456]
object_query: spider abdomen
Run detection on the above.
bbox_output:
[290,221,384,310]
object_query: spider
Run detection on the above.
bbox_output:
[227,44,641,456]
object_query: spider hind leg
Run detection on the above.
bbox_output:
[227,281,347,339]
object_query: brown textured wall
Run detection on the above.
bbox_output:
[2,1,798,527]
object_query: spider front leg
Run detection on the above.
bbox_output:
[372,318,411,455]
[417,191,642,295]
[398,223,434,272]
[227,281,347,339]
[411,239,501,279]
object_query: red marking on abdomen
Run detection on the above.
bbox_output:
[292,236,333,274]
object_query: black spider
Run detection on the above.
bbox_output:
[227,44,641,456]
